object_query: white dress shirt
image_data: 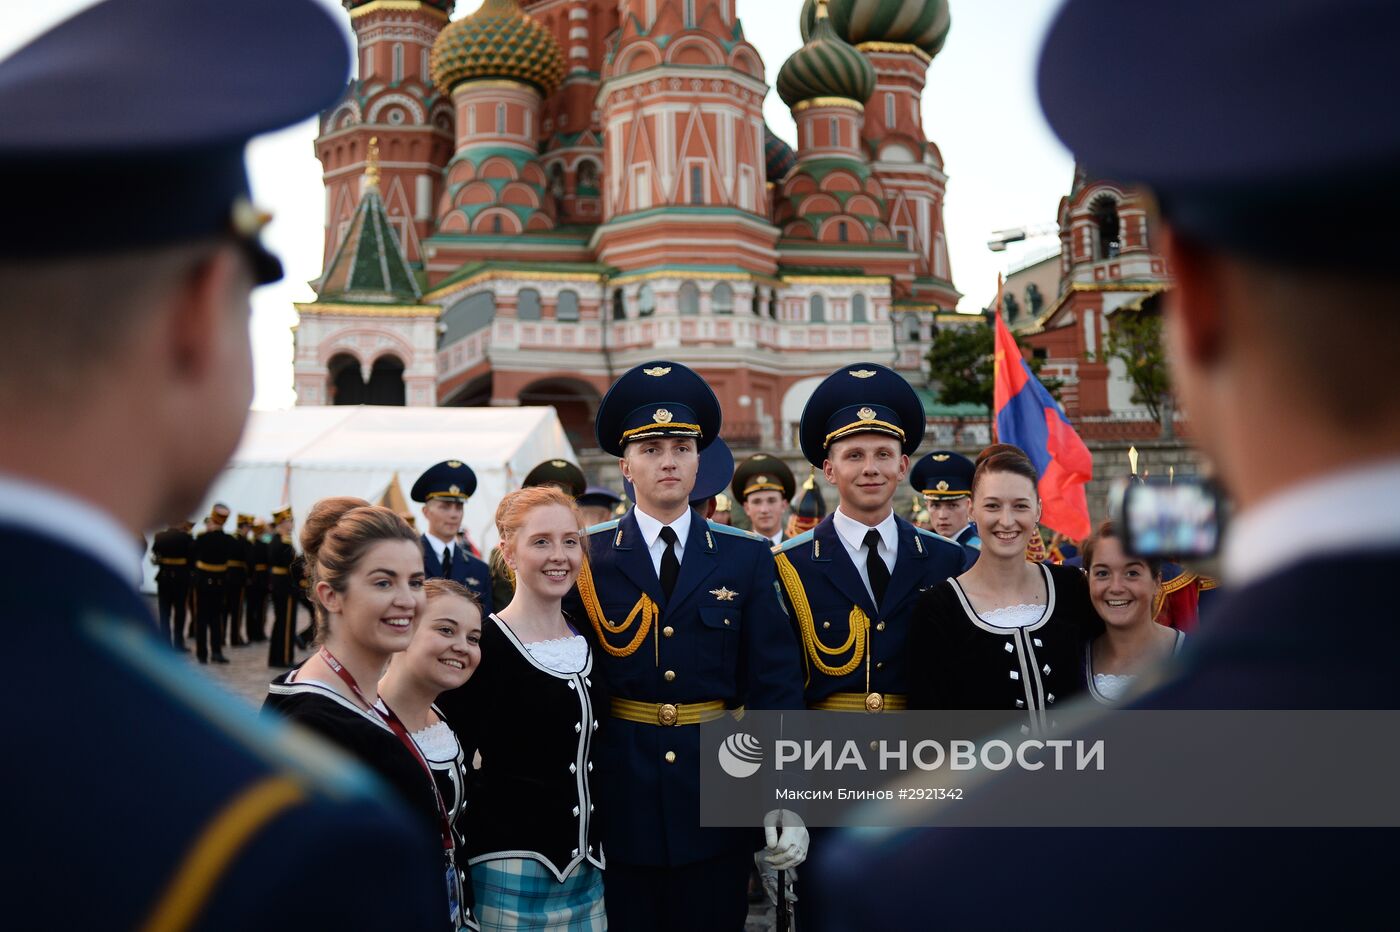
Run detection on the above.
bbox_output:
[424,531,456,567]
[633,505,692,578]
[768,530,783,548]
[832,507,898,605]
[1224,457,1400,588]
[0,472,143,587]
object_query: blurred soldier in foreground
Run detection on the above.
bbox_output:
[810,2,1400,928]
[0,0,446,926]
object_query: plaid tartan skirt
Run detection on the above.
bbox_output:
[470,857,606,931]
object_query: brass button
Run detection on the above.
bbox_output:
[663,625,675,637]
[657,703,678,726]
[875,661,884,670]
[664,670,676,682]
[665,751,677,764]
[822,621,831,629]
[865,692,885,712]
[875,621,886,631]
[723,618,730,626]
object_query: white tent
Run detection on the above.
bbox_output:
[143,405,575,592]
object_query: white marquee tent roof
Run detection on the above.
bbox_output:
[143,405,575,592]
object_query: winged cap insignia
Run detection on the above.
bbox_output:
[447,460,463,467]
[643,366,672,377]
[857,406,876,420]
[849,369,877,379]
[932,454,950,462]
[654,408,673,423]
[551,460,567,467]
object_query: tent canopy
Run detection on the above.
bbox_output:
[145,406,576,593]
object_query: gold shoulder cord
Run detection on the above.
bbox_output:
[576,555,658,658]
[774,552,868,677]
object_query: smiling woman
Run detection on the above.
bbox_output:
[261,497,468,930]
[908,451,1102,721]
[435,486,607,931]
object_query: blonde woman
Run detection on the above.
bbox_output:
[436,486,605,931]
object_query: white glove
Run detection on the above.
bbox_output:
[753,850,798,905]
[761,807,809,870]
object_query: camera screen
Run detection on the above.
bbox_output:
[1123,480,1221,559]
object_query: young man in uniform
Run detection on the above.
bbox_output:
[0,1,446,925]
[565,361,807,932]
[732,453,796,547]
[266,507,299,668]
[190,504,234,664]
[150,519,194,651]
[411,459,494,614]
[910,449,980,563]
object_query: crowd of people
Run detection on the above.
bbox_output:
[6,0,1397,928]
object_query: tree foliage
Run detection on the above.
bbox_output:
[1099,303,1171,422]
[924,322,1061,407]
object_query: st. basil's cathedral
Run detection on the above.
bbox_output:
[294,0,966,453]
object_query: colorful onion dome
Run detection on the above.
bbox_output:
[765,125,797,182]
[800,0,951,59]
[344,0,455,13]
[430,0,565,96]
[777,1,876,108]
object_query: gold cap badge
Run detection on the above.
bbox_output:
[849,369,877,379]
[755,475,768,485]
[447,460,463,468]
[857,406,876,420]
[936,480,949,491]
[654,408,673,423]
[551,459,567,467]
[643,366,672,377]
[932,454,950,462]
[449,484,461,495]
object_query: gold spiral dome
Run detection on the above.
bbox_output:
[431,0,566,96]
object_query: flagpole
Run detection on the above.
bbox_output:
[990,273,1005,442]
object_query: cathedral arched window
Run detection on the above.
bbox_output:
[684,0,696,28]
[612,288,626,320]
[885,92,895,128]
[1091,194,1121,259]
[421,49,430,82]
[905,315,921,342]
[809,294,826,322]
[638,284,656,317]
[517,288,542,321]
[712,283,734,315]
[557,290,580,322]
[679,281,700,316]
[768,288,779,319]
[367,355,406,406]
[577,160,599,194]
[328,353,364,406]
[496,103,506,134]
[392,43,404,82]
[852,292,868,322]
[837,221,848,243]
[492,215,503,234]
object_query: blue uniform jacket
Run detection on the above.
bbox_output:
[3,524,446,930]
[955,522,982,565]
[421,535,494,617]
[774,513,967,705]
[564,508,804,867]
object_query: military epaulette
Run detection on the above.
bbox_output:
[776,529,816,553]
[915,526,964,553]
[707,520,766,543]
[584,518,620,536]
[81,614,382,800]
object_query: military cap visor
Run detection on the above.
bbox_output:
[577,486,623,509]
[911,450,975,499]
[1037,0,1400,267]
[595,361,722,457]
[411,461,478,503]
[799,363,926,466]
[731,453,797,503]
[0,0,351,280]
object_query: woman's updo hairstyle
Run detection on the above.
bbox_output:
[971,449,1040,499]
[495,486,586,561]
[300,496,420,638]
[1081,519,1163,580]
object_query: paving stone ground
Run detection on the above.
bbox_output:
[153,597,779,930]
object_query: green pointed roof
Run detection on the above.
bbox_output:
[318,167,420,305]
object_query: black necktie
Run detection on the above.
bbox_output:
[863,529,889,606]
[442,545,453,579]
[658,526,680,600]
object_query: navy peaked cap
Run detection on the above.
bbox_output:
[595,361,722,457]
[799,363,925,466]
[577,486,623,509]
[0,0,352,281]
[911,450,975,499]
[411,461,478,503]
[1038,0,1400,267]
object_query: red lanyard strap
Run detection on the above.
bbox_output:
[320,648,455,854]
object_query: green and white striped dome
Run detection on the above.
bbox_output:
[799,0,951,59]
[777,2,876,108]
